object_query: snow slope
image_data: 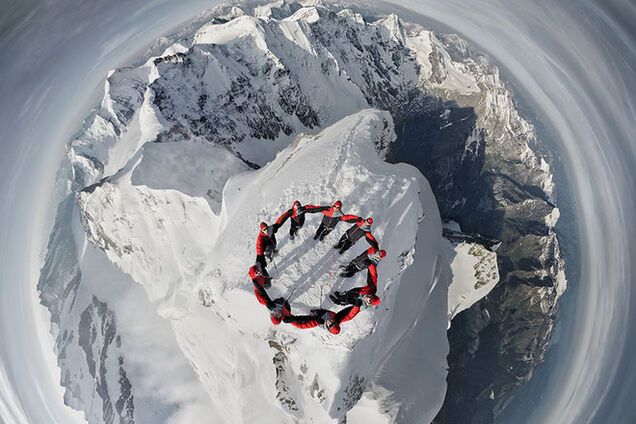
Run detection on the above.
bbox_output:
[445,239,499,322]
[77,109,449,422]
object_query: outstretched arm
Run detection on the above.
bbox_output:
[274,209,292,228]
[256,235,265,255]
[365,232,379,250]
[302,205,330,213]
[284,315,322,329]
[367,265,378,290]
[341,215,362,223]
[335,305,361,324]
[253,282,274,307]
[351,283,376,296]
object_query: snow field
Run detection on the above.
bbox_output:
[79,109,448,422]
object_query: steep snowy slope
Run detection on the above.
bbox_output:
[77,110,448,423]
[445,238,498,322]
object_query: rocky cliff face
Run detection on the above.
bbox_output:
[38,1,565,422]
[388,30,566,423]
[38,197,135,423]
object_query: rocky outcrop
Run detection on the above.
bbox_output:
[38,198,135,423]
[78,297,134,424]
[388,30,566,423]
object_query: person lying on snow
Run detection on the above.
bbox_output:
[340,247,386,278]
[255,222,278,274]
[283,304,361,335]
[331,265,381,307]
[313,200,360,241]
[333,217,379,254]
[274,200,329,240]
[249,263,273,307]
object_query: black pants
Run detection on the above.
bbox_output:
[339,264,359,278]
[314,223,334,240]
[265,246,276,261]
[334,235,354,253]
[330,291,364,307]
[290,220,301,239]
[256,255,270,277]
[330,290,358,306]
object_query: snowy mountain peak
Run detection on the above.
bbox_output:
[78,109,450,422]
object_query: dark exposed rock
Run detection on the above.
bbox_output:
[390,32,565,422]
[79,297,135,424]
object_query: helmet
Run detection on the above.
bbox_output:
[366,217,374,225]
[260,222,268,231]
[293,200,301,209]
[370,296,381,306]
[378,250,387,258]
[332,200,342,208]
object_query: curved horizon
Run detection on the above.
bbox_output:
[1,0,634,423]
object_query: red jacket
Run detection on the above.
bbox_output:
[367,264,378,289]
[365,246,379,255]
[255,229,275,256]
[345,266,379,303]
[351,283,376,296]
[248,265,268,287]
[248,265,272,306]
[350,246,380,270]
[335,305,360,324]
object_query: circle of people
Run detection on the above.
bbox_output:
[248,200,387,335]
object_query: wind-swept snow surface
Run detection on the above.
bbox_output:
[77,109,449,423]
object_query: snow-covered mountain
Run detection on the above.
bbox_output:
[38,1,564,422]
[77,109,450,423]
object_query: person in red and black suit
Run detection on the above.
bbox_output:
[339,247,386,278]
[274,200,329,240]
[330,264,383,308]
[283,304,361,335]
[333,217,378,254]
[313,200,360,241]
[255,222,277,276]
[248,264,273,307]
